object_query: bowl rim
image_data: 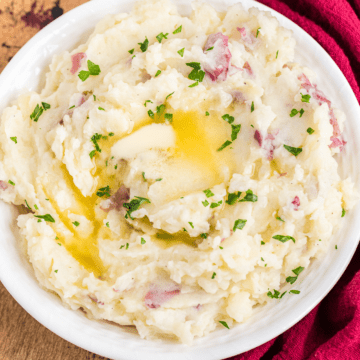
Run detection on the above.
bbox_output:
[0,0,360,359]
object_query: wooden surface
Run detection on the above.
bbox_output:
[0,2,113,359]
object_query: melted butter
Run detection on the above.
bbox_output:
[47,109,236,269]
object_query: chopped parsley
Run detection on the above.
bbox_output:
[98,107,105,111]
[141,237,146,244]
[219,321,230,329]
[128,49,134,54]
[34,214,55,223]
[205,111,210,116]
[156,32,168,43]
[155,70,161,77]
[210,200,222,208]
[222,114,234,124]
[142,172,147,181]
[183,228,187,232]
[123,196,151,220]
[212,272,216,279]
[206,46,214,51]
[148,109,155,119]
[42,102,50,110]
[34,204,38,210]
[173,25,182,34]
[203,189,214,198]
[272,235,296,243]
[89,150,96,159]
[8,180,15,186]
[30,104,44,122]
[189,222,194,228]
[202,200,209,207]
[164,113,173,122]
[126,243,129,250]
[283,145,303,157]
[300,93,311,103]
[276,216,285,222]
[276,50,279,59]
[341,208,346,217]
[25,200,31,210]
[58,243,61,246]
[299,108,305,117]
[335,245,338,250]
[286,266,304,284]
[201,233,208,239]
[239,189,258,202]
[217,140,232,152]
[251,101,254,112]
[226,192,241,205]
[93,95,96,101]
[10,137,17,144]
[177,48,185,57]
[233,219,247,231]
[109,132,114,136]
[155,178,162,182]
[189,81,198,88]
[289,290,300,294]
[138,37,149,52]
[166,92,174,100]
[156,104,166,117]
[307,127,315,135]
[72,221,80,227]
[261,241,265,245]
[267,289,281,299]
[106,222,110,228]
[78,60,101,81]
[186,62,205,82]
[256,27,261,37]
[290,108,305,118]
[144,100,153,107]
[54,270,58,273]
[96,185,111,198]
[219,246,223,249]
[231,124,241,141]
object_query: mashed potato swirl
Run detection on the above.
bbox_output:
[0,0,358,344]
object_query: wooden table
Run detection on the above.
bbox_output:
[0,1,111,358]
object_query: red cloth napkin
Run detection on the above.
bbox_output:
[228,1,360,359]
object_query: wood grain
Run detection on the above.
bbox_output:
[0,1,111,358]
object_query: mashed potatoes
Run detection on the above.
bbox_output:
[0,0,358,344]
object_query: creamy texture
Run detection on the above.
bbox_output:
[0,0,358,344]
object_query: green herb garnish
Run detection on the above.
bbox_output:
[123,196,151,220]
[239,189,258,202]
[173,25,182,34]
[98,107,105,111]
[212,272,216,279]
[128,49,134,54]
[276,216,285,222]
[186,62,205,82]
[272,235,295,243]
[341,208,346,217]
[219,321,230,329]
[233,219,247,231]
[307,127,314,135]
[141,237,146,244]
[30,104,44,122]
[251,101,254,112]
[203,189,214,198]
[142,172,147,181]
[138,37,149,52]
[226,192,241,205]
[256,27,261,38]
[96,185,111,198]
[106,222,110,228]
[222,114,234,124]
[210,200,222,208]
[276,50,279,59]
[231,124,241,141]
[205,111,210,116]
[10,137,17,144]
[144,100,153,107]
[200,233,208,239]
[34,214,55,223]
[155,70,161,77]
[164,113,173,122]
[189,222,194,228]
[283,145,302,156]
[300,93,311,103]
[202,200,209,207]
[72,221,80,227]
[8,180,15,186]
[78,60,101,81]
[289,290,300,294]
[148,109,155,119]
[156,32,168,43]
[217,140,232,152]
[156,104,165,117]
[177,48,185,57]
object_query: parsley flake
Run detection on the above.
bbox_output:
[166,92,174,100]
[231,124,241,141]
[289,290,300,294]
[30,104,44,122]
[109,132,114,136]
[256,27,261,38]
[155,70,161,77]
[202,200,209,207]
[233,219,247,231]
[156,32,168,43]
[177,48,185,57]
[144,100,153,107]
[155,178,162,182]
[267,289,281,299]
[307,127,315,135]
[106,222,110,228]
[96,185,111,198]
[226,192,241,205]
[341,208,346,217]
[239,189,258,202]
[142,172,147,181]
[205,111,210,116]
[98,107,105,111]
[210,200,222,208]
[126,243,129,250]
[212,272,216,279]
[69,105,75,109]
[189,222,194,228]
[186,62,205,82]
[164,113,173,122]
[299,108,305,117]
[290,109,299,117]
[272,235,295,243]
[300,93,311,103]
[34,204,38,210]
[200,233,208,239]
[25,200,31,210]
[89,150,96,159]
[276,216,285,222]
[34,214,55,223]
[189,81,198,87]
[10,137,17,144]
[8,180,15,186]
[251,101,255,112]
[141,237,146,244]
[123,196,151,220]
[276,50,279,59]
[78,60,101,81]
[138,37,149,52]
[206,46,214,51]
[222,114,234,124]
[156,104,165,117]
[219,321,230,329]
[283,145,302,157]
[128,49,134,54]
[72,221,80,227]
[148,109,155,119]
[54,270,58,273]
[219,246,223,249]
[203,189,214,198]
[173,25,182,34]
[217,140,232,151]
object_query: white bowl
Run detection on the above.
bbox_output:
[0,0,359,359]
